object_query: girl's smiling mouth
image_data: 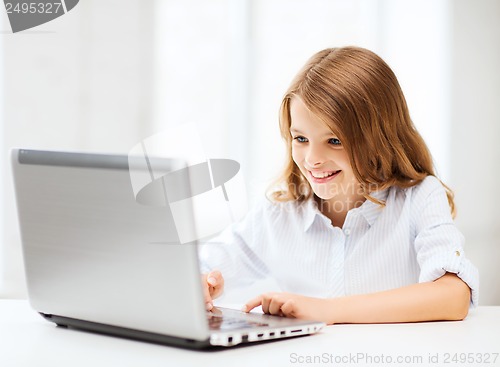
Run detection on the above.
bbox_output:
[308,170,341,183]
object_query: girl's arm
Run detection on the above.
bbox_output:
[243,272,471,324]
[328,272,470,324]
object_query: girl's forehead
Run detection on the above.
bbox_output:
[288,95,345,140]
[289,97,321,123]
[290,107,339,134]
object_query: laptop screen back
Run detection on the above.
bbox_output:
[11,149,209,341]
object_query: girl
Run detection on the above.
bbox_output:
[200,46,478,324]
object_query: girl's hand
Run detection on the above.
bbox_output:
[242,292,333,324]
[202,270,224,311]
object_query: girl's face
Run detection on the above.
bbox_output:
[290,97,365,212]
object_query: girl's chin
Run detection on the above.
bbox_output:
[310,188,338,201]
[313,194,336,201]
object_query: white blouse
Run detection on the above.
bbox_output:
[198,175,479,306]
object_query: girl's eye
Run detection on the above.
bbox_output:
[328,138,341,146]
[294,136,308,143]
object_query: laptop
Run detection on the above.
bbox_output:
[11,148,325,349]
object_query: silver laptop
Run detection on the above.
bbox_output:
[11,148,324,349]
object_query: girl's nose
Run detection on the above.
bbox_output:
[305,145,325,167]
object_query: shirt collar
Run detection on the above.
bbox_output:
[303,199,323,231]
[357,188,390,226]
[302,188,390,231]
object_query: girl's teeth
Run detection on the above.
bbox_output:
[311,171,338,178]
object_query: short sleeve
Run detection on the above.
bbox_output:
[412,177,479,306]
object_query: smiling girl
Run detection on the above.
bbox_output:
[200,46,478,324]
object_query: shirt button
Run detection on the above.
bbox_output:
[455,250,461,257]
[344,229,351,236]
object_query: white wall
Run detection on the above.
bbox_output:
[0,0,4,298]
[378,0,451,180]
[449,0,500,306]
[0,0,156,297]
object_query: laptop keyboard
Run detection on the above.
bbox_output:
[207,312,269,331]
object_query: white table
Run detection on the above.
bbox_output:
[1,300,499,367]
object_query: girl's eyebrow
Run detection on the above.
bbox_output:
[290,127,303,134]
[290,127,338,138]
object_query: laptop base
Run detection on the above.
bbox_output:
[40,313,212,350]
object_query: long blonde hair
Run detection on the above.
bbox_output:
[269,46,455,217]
